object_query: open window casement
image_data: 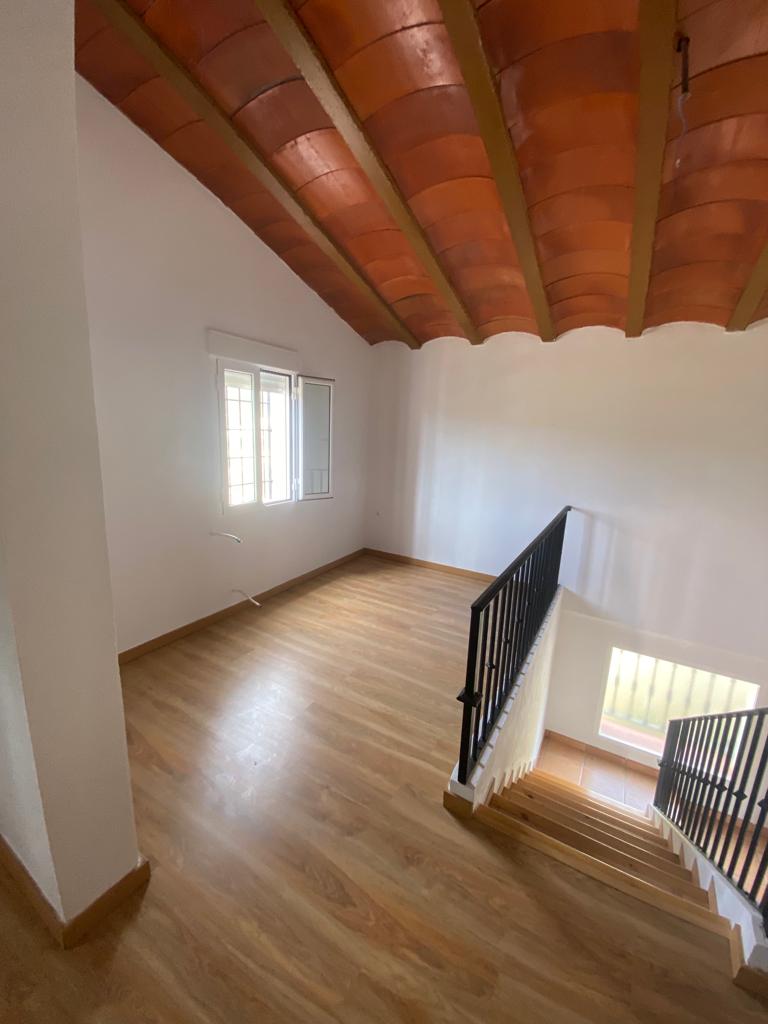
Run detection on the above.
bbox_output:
[297,375,333,501]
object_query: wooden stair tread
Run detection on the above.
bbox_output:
[530,770,655,818]
[475,804,730,938]
[493,791,685,873]
[518,782,661,841]
[505,780,672,851]
[488,796,706,903]
[526,773,658,831]
[532,768,656,811]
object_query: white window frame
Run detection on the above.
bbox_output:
[297,375,334,501]
[218,359,260,510]
[216,361,334,510]
[217,357,294,511]
[259,368,294,507]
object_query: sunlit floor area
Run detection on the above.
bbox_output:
[0,556,762,1023]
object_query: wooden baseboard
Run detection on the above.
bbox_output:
[118,548,365,664]
[0,832,150,948]
[544,729,659,778]
[363,548,495,583]
[61,859,151,948]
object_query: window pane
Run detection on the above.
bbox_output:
[599,646,759,756]
[259,371,291,503]
[223,369,256,506]
[301,381,331,496]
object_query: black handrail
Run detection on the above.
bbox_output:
[654,706,768,926]
[456,506,571,784]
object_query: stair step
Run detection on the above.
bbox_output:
[525,772,659,832]
[533,767,656,808]
[531,769,656,819]
[475,804,730,937]
[506,779,672,852]
[493,790,685,873]
[488,797,707,904]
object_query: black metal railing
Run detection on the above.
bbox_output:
[456,506,571,784]
[655,707,768,925]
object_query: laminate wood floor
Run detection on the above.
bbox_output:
[1,556,763,1022]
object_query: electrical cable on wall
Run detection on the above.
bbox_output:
[210,532,261,607]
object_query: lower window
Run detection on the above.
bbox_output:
[599,647,759,756]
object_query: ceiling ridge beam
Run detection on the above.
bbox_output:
[438,0,555,342]
[257,0,483,346]
[90,0,420,349]
[625,0,677,338]
[728,245,768,331]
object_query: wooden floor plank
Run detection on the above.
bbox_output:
[0,556,763,1022]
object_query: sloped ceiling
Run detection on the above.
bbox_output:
[76,0,768,347]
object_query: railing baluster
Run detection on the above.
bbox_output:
[479,602,495,749]
[671,717,697,826]
[456,605,481,785]
[506,568,522,692]
[497,578,514,705]
[689,714,725,845]
[725,711,767,879]
[696,714,735,853]
[682,713,717,836]
[702,714,740,858]
[472,606,491,757]
[714,713,758,867]
[733,716,768,888]
[487,598,505,733]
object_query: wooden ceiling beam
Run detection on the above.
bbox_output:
[90,0,420,349]
[256,0,482,346]
[625,0,677,338]
[728,245,768,331]
[438,0,555,342]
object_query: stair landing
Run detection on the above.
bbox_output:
[538,731,657,813]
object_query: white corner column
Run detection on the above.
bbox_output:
[0,0,141,923]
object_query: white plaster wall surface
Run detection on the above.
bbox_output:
[1,3,139,919]
[76,79,373,652]
[366,327,768,669]
[366,327,768,760]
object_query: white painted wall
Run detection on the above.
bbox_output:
[367,326,768,759]
[76,79,372,653]
[0,1,139,921]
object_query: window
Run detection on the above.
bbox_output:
[298,376,333,499]
[599,647,759,756]
[218,361,333,508]
[259,371,291,504]
[224,368,256,507]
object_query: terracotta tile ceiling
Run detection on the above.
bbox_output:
[76,0,768,347]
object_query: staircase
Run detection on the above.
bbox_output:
[475,769,729,937]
